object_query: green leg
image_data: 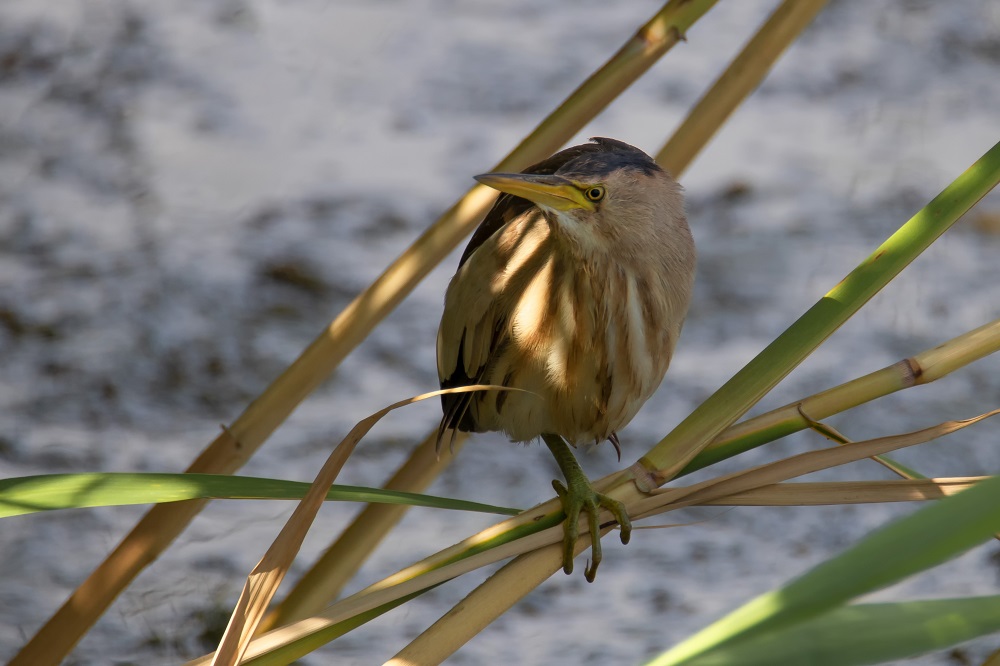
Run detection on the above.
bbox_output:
[541,433,632,582]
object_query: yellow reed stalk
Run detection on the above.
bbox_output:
[381,412,998,666]
[685,317,1000,475]
[386,474,988,666]
[385,535,601,666]
[212,388,476,665]
[260,432,465,630]
[658,0,830,177]
[632,410,1000,520]
[704,478,984,506]
[185,410,998,665]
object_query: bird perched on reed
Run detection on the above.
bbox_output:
[436,137,695,581]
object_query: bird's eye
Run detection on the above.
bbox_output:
[584,186,605,202]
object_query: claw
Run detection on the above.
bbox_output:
[608,431,622,461]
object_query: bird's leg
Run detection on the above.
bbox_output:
[541,433,632,582]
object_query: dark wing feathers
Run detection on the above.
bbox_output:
[439,333,479,434]
[439,312,508,436]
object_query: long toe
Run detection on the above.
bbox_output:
[597,493,631,545]
[551,479,577,575]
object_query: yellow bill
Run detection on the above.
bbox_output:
[474,172,595,212]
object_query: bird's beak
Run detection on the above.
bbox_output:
[474,173,593,212]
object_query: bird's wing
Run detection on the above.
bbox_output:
[437,139,618,442]
[437,238,507,440]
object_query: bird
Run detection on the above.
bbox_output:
[436,137,695,581]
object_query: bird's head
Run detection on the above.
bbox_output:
[474,138,687,263]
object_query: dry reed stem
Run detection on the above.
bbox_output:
[185,524,574,666]
[797,413,920,478]
[12,3,716,663]
[491,0,718,174]
[705,478,983,506]
[212,410,362,666]
[210,388,497,665]
[373,412,999,666]
[190,411,999,665]
[385,534,603,666]
[709,318,1000,453]
[260,432,465,631]
[657,0,830,177]
[384,474,982,666]
[631,410,1000,520]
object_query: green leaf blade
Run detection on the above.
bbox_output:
[680,596,1000,666]
[648,472,1000,665]
[0,472,520,518]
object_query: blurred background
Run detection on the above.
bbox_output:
[1,1,999,663]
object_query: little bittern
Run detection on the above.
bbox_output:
[437,137,695,581]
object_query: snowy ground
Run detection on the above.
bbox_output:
[2,1,1000,664]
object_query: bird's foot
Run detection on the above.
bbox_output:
[541,433,632,581]
[551,473,631,582]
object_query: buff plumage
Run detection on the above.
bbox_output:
[435,137,695,580]
[438,137,694,448]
